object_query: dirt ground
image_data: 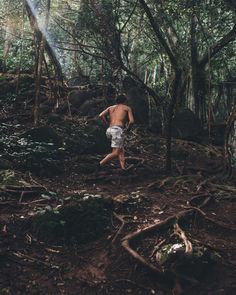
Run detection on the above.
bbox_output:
[0,107,236,295]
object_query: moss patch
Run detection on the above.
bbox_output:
[32,197,111,245]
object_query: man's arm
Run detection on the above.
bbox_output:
[126,107,134,132]
[99,107,109,125]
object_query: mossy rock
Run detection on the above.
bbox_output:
[21,126,63,147]
[172,109,203,142]
[126,87,149,124]
[0,170,17,185]
[83,123,110,154]
[32,197,111,245]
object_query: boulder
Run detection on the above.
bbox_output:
[122,76,149,124]
[21,126,63,147]
[122,76,140,92]
[172,109,203,142]
[32,196,111,245]
[0,159,13,170]
[83,123,110,154]
[64,121,110,155]
[209,122,226,146]
[67,75,90,86]
[47,113,62,124]
[39,102,52,114]
[79,98,105,117]
[68,89,103,108]
[126,87,149,124]
[26,158,64,177]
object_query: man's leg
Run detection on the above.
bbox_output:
[100,148,120,166]
[118,148,125,169]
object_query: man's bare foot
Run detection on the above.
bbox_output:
[119,164,134,175]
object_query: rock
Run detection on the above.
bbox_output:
[57,102,78,115]
[64,121,110,154]
[21,126,63,147]
[83,123,110,154]
[155,243,185,265]
[0,74,46,100]
[47,113,62,124]
[79,98,105,117]
[39,102,52,114]
[29,159,64,177]
[32,197,111,245]
[67,75,90,86]
[148,109,162,134]
[0,78,16,98]
[0,159,13,170]
[210,122,226,146]
[122,76,140,92]
[68,89,101,108]
[18,75,35,85]
[126,87,149,124]
[172,109,203,142]
[122,76,149,124]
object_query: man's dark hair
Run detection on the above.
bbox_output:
[116,94,127,104]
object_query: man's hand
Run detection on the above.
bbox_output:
[99,107,109,125]
[100,115,108,125]
[125,122,133,133]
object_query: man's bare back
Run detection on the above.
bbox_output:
[108,104,133,127]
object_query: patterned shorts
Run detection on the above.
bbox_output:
[106,126,124,148]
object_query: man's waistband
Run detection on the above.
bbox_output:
[109,125,124,129]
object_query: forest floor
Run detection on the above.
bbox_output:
[0,101,236,295]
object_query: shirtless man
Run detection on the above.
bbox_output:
[98,94,134,170]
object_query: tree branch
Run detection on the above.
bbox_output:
[139,0,178,69]
[199,24,236,67]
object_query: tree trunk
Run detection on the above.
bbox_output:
[33,0,51,126]
[166,69,182,173]
[25,1,63,82]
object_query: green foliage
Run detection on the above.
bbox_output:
[0,124,64,175]
[0,169,16,185]
[0,0,235,110]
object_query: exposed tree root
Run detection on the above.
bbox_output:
[191,207,236,232]
[121,208,233,294]
[121,210,193,283]
[0,185,46,203]
[148,175,203,190]
[188,194,213,208]
[182,205,206,216]
[111,213,133,244]
[10,251,59,269]
[173,223,192,254]
[208,183,236,193]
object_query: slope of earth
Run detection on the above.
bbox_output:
[0,93,236,295]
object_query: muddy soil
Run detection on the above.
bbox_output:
[0,104,236,295]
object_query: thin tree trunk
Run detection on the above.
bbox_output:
[166,69,182,173]
[33,0,51,126]
[25,1,63,83]
[16,2,25,97]
[139,0,181,174]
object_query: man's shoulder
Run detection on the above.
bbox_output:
[108,105,116,111]
[124,105,132,111]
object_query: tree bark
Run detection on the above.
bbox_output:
[31,0,51,126]
[25,1,63,82]
[166,69,182,173]
[139,0,182,174]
